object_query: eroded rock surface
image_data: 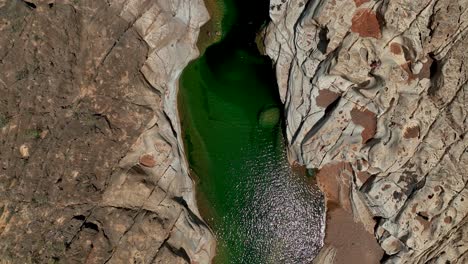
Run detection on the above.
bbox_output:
[0,0,214,263]
[266,0,467,263]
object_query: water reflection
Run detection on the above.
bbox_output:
[217,127,325,263]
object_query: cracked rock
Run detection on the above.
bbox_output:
[265,0,468,263]
[0,0,214,263]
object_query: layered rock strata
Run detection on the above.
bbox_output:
[265,0,468,263]
[0,0,214,263]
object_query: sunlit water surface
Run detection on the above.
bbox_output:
[178,0,325,262]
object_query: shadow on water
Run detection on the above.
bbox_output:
[178,0,325,263]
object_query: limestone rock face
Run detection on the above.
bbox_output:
[265,0,468,263]
[0,0,214,263]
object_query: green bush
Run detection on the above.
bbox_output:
[26,129,41,139]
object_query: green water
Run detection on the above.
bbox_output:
[178,0,325,263]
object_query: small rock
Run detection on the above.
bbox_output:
[19,144,29,158]
[381,235,404,255]
[39,130,48,139]
[258,107,280,127]
[444,216,452,224]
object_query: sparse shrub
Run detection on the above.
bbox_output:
[26,129,41,139]
[0,115,10,128]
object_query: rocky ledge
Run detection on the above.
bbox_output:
[265,0,467,263]
[0,0,214,263]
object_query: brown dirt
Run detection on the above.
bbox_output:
[325,205,384,264]
[390,42,403,55]
[350,107,377,143]
[353,0,370,7]
[139,154,157,168]
[403,125,420,139]
[316,89,341,108]
[316,162,384,263]
[351,9,382,39]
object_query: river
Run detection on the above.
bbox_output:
[178,0,325,262]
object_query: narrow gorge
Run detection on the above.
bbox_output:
[178,0,324,262]
[0,0,466,263]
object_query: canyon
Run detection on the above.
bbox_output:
[0,0,466,263]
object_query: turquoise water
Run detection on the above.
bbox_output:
[178,0,325,262]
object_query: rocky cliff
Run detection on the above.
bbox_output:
[265,0,467,263]
[0,0,214,263]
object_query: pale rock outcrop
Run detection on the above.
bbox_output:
[265,0,467,263]
[0,0,214,263]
